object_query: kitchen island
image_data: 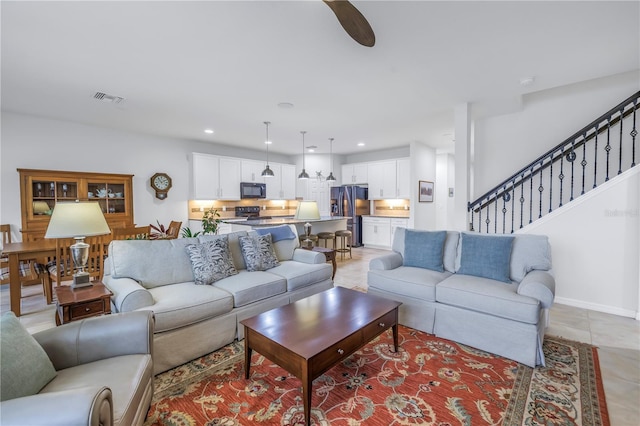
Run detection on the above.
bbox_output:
[223,216,348,237]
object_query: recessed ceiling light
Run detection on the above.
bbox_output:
[278,102,294,109]
[265,140,272,145]
[204,129,214,134]
[357,142,365,147]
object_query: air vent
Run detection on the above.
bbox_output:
[93,92,125,104]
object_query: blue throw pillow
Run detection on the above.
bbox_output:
[403,230,446,272]
[457,233,514,283]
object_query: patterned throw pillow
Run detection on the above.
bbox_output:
[238,233,280,272]
[185,237,238,285]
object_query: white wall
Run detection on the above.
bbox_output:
[520,167,639,318]
[0,112,293,237]
[436,153,455,230]
[473,70,640,197]
[409,142,437,230]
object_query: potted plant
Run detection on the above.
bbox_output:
[180,227,201,238]
[201,207,221,235]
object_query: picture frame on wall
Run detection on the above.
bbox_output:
[419,180,434,202]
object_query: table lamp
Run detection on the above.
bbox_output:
[45,201,110,289]
[294,200,320,247]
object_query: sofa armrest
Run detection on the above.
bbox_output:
[0,386,112,426]
[369,252,404,271]
[104,276,154,312]
[517,270,555,309]
[33,311,154,371]
[292,248,326,264]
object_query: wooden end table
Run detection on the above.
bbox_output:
[53,282,112,325]
[302,246,337,279]
[241,287,401,425]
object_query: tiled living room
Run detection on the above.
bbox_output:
[2,1,639,425]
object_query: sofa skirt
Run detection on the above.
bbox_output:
[367,287,436,334]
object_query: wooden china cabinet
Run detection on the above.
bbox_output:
[18,169,134,241]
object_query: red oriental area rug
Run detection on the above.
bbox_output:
[145,325,608,425]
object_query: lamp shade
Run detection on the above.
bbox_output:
[294,201,321,220]
[45,201,110,238]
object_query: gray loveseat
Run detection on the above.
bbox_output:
[103,225,333,374]
[367,228,555,367]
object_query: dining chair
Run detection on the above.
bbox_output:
[47,236,106,286]
[1,224,53,304]
[166,221,182,239]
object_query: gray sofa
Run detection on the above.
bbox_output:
[0,310,154,426]
[103,225,333,374]
[367,228,555,367]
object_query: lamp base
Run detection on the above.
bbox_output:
[71,272,92,289]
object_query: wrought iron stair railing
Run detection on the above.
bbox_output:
[468,91,639,234]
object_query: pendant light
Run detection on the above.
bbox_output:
[261,121,275,177]
[326,137,336,182]
[298,131,310,179]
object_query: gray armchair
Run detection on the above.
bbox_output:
[0,311,154,426]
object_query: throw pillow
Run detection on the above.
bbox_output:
[403,229,447,272]
[255,226,298,261]
[238,233,280,272]
[0,312,57,401]
[185,237,238,285]
[457,233,514,283]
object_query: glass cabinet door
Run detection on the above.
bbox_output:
[31,178,79,217]
[86,181,126,214]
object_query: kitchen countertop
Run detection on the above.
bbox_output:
[363,215,410,219]
[233,216,348,227]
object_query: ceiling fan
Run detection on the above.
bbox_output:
[322,0,375,47]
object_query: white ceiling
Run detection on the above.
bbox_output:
[2,1,638,156]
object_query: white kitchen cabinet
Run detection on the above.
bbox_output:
[265,163,296,200]
[191,153,241,200]
[362,217,392,248]
[367,160,397,200]
[241,160,266,183]
[396,158,411,199]
[390,218,409,242]
[341,163,368,185]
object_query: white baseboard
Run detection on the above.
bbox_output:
[555,296,638,319]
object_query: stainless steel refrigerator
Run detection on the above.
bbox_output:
[330,185,370,247]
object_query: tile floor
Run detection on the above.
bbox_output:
[2,246,639,424]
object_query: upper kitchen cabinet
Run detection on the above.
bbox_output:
[241,160,266,183]
[18,168,134,241]
[341,163,368,185]
[266,163,296,200]
[396,158,411,199]
[191,153,241,200]
[367,158,411,200]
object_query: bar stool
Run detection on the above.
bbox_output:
[317,232,336,249]
[335,230,352,260]
[299,234,318,248]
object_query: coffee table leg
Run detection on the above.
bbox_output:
[392,323,398,352]
[302,371,311,425]
[244,331,252,379]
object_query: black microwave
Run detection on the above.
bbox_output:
[240,182,266,199]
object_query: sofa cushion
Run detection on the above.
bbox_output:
[368,266,451,302]
[403,229,446,272]
[213,270,287,307]
[239,233,280,271]
[443,231,460,273]
[457,233,514,283]
[0,312,57,401]
[185,238,237,285]
[436,274,540,324]
[268,260,332,291]
[510,234,552,282]
[254,225,299,261]
[146,283,234,332]
[110,239,199,288]
[199,231,248,271]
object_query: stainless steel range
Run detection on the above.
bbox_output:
[235,206,270,219]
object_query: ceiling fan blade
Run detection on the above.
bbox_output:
[322,0,375,47]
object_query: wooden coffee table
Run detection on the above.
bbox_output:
[240,286,401,425]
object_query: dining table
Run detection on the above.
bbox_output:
[2,239,57,316]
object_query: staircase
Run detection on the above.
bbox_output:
[469,91,639,234]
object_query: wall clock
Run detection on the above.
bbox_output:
[150,172,172,200]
